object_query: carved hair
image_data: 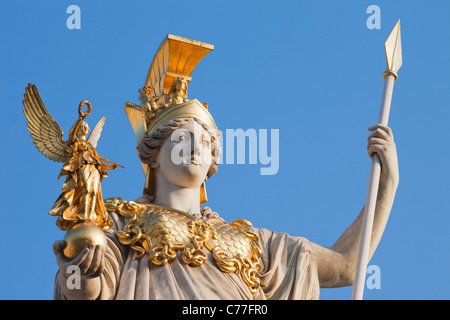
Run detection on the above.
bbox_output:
[138,118,221,180]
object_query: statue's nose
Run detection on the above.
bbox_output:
[191,136,202,156]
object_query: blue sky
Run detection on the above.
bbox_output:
[1,0,449,300]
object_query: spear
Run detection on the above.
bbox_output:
[351,19,402,300]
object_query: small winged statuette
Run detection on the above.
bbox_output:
[23,84,123,231]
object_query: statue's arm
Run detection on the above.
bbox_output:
[310,124,399,288]
[67,118,83,146]
[68,107,90,146]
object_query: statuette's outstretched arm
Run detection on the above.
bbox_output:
[311,124,399,288]
[67,100,92,145]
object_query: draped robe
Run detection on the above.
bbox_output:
[54,208,320,300]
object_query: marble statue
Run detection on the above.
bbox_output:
[25,35,399,300]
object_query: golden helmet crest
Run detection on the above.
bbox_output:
[124,35,219,204]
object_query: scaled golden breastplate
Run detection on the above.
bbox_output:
[105,198,262,293]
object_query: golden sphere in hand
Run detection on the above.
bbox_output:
[63,223,107,260]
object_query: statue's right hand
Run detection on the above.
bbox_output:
[53,240,105,278]
[78,100,92,120]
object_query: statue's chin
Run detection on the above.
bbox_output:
[63,222,107,260]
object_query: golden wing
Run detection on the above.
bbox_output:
[23,84,68,163]
[87,116,105,149]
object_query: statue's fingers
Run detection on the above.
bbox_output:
[52,240,67,256]
[87,245,105,278]
[84,245,102,277]
[67,247,90,269]
[52,240,69,267]
[368,124,393,139]
[91,259,105,279]
[79,245,96,275]
[368,128,391,143]
[367,137,388,150]
[367,143,387,160]
[79,112,88,120]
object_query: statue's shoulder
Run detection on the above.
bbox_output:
[104,196,143,215]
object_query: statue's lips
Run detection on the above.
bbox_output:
[180,157,201,166]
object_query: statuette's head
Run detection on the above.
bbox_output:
[76,121,90,139]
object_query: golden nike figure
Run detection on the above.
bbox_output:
[23,84,122,258]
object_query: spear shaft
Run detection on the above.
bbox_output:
[351,20,402,300]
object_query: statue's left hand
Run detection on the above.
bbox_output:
[53,240,103,299]
[53,240,105,278]
[367,124,399,186]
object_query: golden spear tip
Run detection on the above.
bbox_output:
[383,19,402,80]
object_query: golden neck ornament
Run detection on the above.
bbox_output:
[105,197,262,293]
